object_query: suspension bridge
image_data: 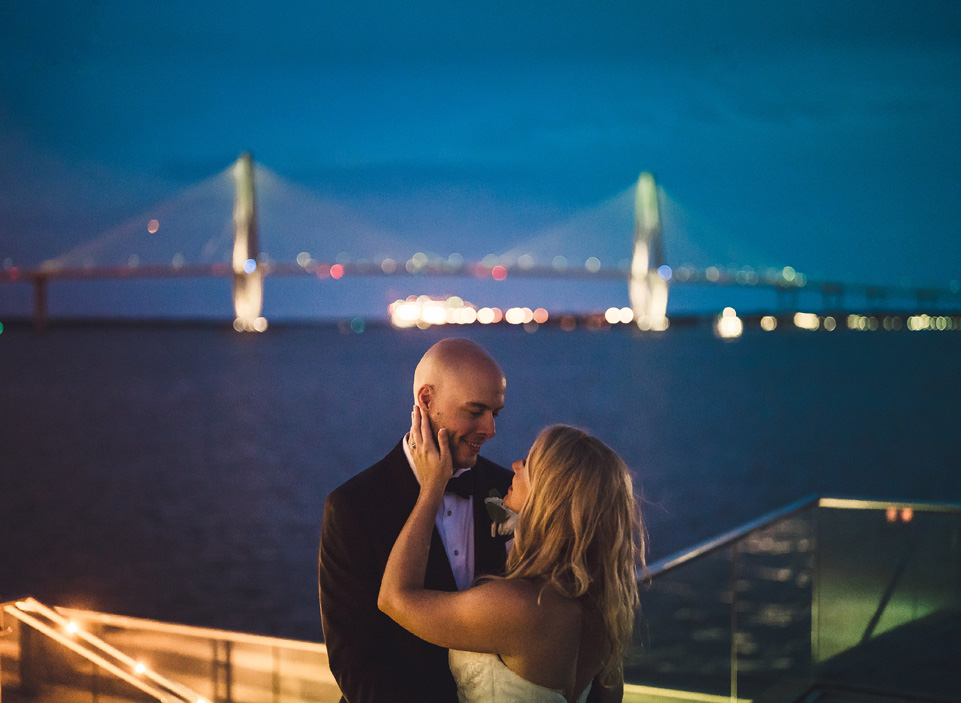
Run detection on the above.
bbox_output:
[1,153,959,332]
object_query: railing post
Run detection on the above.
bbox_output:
[730,543,739,703]
[213,638,233,702]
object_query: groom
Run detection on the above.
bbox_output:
[319,338,514,703]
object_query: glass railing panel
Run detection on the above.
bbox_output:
[813,502,961,699]
[814,503,961,662]
[730,510,815,699]
[0,607,160,703]
[626,545,738,697]
[625,504,817,701]
[59,608,340,703]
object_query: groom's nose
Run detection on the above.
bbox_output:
[477,412,496,438]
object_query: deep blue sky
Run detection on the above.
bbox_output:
[2,1,960,316]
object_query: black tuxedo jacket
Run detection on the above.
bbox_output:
[319,441,513,703]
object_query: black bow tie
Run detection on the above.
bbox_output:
[445,471,474,499]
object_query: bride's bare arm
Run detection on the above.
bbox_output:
[378,403,448,613]
[378,405,534,654]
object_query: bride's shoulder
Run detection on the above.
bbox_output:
[482,579,582,626]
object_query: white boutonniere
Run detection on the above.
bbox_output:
[484,489,518,537]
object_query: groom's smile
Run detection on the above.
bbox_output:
[426,371,505,469]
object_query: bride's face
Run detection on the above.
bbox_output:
[503,457,530,513]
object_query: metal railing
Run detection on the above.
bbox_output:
[1,598,339,703]
[625,496,961,703]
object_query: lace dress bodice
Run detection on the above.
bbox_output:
[449,650,591,703]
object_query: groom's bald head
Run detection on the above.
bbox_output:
[412,339,505,468]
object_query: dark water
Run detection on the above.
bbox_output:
[2,322,960,642]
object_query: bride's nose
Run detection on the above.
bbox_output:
[511,459,524,472]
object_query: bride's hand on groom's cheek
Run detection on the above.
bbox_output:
[411,403,452,490]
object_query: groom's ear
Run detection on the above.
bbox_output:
[416,384,433,409]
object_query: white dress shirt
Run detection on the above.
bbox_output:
[404,435,475,591]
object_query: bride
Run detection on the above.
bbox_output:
[378,404,644,703]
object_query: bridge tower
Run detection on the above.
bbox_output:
[231,152,266,331]
[629,172,669,330]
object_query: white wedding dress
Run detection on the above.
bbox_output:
[449,650,592,703]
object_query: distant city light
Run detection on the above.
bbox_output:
[147,219,159,234]
[381,258,397,274]
[330,264,344,279]
[603,306,637,325]
[552,256,568,271]
[794,312,820,331]
[782,266,796,282]
[505,307,526,324]
[491,265,507,280]
[823,316,837,331]
[518,254,535,269]
[715,307,743,339]
[243,259,257,274]
[533,308,549,323]
[760,315,778,331]
[296,252,311,267]
[657,265,672,281]
[585,257,601,273]
[706,267,720,282]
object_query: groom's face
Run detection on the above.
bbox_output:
[427,366,505,469]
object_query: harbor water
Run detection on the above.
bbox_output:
[2,321,959,642]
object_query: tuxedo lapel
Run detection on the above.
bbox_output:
[471,462,510,578]
[381,443,458,592]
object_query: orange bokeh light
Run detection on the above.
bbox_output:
[147,219,160,234]
[491,265,507,281]
[330,264,344,279]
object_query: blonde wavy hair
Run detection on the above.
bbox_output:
[504,425,644,685]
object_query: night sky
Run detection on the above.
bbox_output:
[2,1,960,317]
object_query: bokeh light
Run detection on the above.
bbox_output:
[715,307,743,338]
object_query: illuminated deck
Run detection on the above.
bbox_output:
[3,497,958,703]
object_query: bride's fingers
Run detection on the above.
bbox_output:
[416,401,435,451]
[410,404,421,446]
[437,428,451,471]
